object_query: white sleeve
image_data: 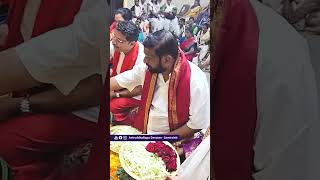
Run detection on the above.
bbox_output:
[187,63,210,130]
[14,0,108,95]
[114,63,147,92]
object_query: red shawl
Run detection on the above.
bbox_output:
[111,42,140,77]
[2,0,82,97]
[180,37,196,61]
[110,21,116,36]
[134,49,191,133]
[4,0,82,49]
[212,0,259,179]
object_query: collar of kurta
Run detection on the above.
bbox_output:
[134,49,191,133]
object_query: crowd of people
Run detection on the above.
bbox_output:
[110,0,211,79]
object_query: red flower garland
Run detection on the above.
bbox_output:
[145,142,177,172]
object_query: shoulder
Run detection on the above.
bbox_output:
[189,61,208,87]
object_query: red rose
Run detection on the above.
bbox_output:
[169,150,176,157]
[167,161,177,172]
[155,142,166,148]
[162,156,171,163]
[146,143,156,152]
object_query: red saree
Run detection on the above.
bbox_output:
[134,49,191,133]
[212,0,259,179]
[180,37,197,61]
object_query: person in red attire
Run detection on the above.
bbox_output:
[180,28,197,61]
[110,20,144,125]
[110,8,133,37]
[213,0,319,180]
[0,0,108,179]
[110,30,210,138]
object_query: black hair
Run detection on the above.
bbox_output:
[143,30,179,60]
[185,28,193,34]
[202,23,209,28]
[116,20,139,42]
[115,8,132,21]
[189,17,195,21]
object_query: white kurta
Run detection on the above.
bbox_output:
[113,42,145,101]
[14,0,108,123]
[115,61,210,134]
[250,1,320,180]
[177,135,211,180]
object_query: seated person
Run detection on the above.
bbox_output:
[110,30,210,139]
[110,8,132,38]
[110,21,144,125]
[196,23,210,46]
[185,0,202,19]
[180,28,197,61]
[0,0,107,179]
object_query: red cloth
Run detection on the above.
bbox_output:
[0,114,96,180]
[4,0,82,49]
[180,37,197,61]
[109,21,116,35]
[110,97,140,125]
[0,1,109,180]
[134,50,191,133]
[3,0,83,97]
[111,42,140,77]
[212,0,259,179]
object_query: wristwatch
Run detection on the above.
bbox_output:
[19,96,32,113]
[115,92,120,98]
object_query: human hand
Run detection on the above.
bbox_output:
[110,91,116,99]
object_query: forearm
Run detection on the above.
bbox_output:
[116,86,142,98]
[22,74,102,113]
[165,124,200,139]
[0,49,41,96]
[110,77,124,92]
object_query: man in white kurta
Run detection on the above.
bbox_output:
[110,30,210,137]
[0,0,108,179]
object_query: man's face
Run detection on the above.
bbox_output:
[188,19,194,25]
[179,19,185,26]
[135,19,141,27]
[202,25,208,32]
[143,47,166,74]
[112,29,132,53]
[167,0,171,5]
[141,0,146,4]
[135,0,140,6]
[114,14,124,22]
[194,0,200,6]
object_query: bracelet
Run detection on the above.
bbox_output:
[19,95,32,113]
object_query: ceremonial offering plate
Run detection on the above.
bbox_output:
[119,141,180,180]
[110,125,142,153]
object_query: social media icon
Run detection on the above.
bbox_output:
[119,136,122,140]
[114,136,118,140]
[123,136,127,140]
